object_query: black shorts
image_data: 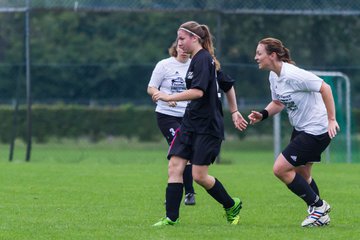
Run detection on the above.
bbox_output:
[282,129,331,167]
[167,129,222,166]
[156,112,182,145]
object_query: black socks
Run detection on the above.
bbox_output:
[287,173,322,207]
[310,178,320,197]
[165,183,183,221]
[206,178,234,209]
[183,164,194,194]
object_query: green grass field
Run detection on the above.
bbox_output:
[0,138,359,239]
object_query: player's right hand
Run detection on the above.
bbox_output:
[248,110,263,125]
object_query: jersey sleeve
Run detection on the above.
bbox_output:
[148,60,165,88]
[217,70,235,92]
[189,55,212,92]
[290,68,323,92]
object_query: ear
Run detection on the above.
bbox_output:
[270,52,277,60]
[191,35,199,43]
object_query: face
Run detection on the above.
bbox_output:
[254,43,272,70]
[176,44,190,62]
[177,29,195,54]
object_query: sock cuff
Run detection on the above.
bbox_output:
[168,182,183,187]
[287,173,301,188]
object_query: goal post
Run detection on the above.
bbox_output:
[273,71,353,163]
[1,1,33,162]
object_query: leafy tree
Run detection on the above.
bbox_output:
[0,10,359,105]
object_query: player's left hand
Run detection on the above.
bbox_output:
[168,101,177,107]
[232,111,248,131]
[328,119,340,139]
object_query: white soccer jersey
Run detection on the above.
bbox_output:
[269,62,328,135]
[148,57,190,117]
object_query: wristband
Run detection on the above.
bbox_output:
[260,109,269,121]
[231,110,238,115]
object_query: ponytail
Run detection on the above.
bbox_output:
[200,25,221,70]
[280,46,294,64]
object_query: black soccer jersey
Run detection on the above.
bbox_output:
[181,49,224,139]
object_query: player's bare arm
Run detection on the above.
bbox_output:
[319,81,340,138]
[224,87,248,131]
[147,86,159,96]
[152,88,203,102]
[248,100,284,124]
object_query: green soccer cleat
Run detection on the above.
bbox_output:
[152,217,179,227]
[225,197,242,225]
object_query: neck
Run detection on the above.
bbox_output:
[273,61,283,76]
[191,45,203,57]
[176,56,188,63]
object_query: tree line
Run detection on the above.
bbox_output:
[0,11,359,105]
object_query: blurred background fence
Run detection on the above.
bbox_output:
[0,0,359,162]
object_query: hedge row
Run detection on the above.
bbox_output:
[0,105,358,143]
[0,104,160,143]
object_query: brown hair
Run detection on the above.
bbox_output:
[179,21,220,70]
[168,41,178,57]
[259,37,295,65]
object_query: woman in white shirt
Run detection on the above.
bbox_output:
[248,37,340,227]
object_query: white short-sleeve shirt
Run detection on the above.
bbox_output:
[269,62,328,135]
[148,57,190,117]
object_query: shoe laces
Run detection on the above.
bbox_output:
[164,217,178,225]
[225,205,240,221]
[307,205,315,214]
[185,193,194,198]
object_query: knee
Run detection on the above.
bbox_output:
[168,159,184,179]
[273,162,289,180]
[192,171,207,186]
[273,162,297,184]
[273,164,283,179]
[168,166,180,178]
[192,173,203,185]
[273,154,291,180]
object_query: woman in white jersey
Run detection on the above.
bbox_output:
[248,37,339,227]
[147,41,196,205]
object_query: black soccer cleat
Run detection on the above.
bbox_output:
[184,193,196,205]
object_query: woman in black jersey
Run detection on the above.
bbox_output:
[152,21,248,226]
[148,41,196,206]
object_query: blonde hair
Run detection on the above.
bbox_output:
[168,41,178,57]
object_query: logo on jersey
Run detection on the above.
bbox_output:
[276,94,298,111]
[171,77,186,93]
[290,155,297,162]
[187,71,194,79]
